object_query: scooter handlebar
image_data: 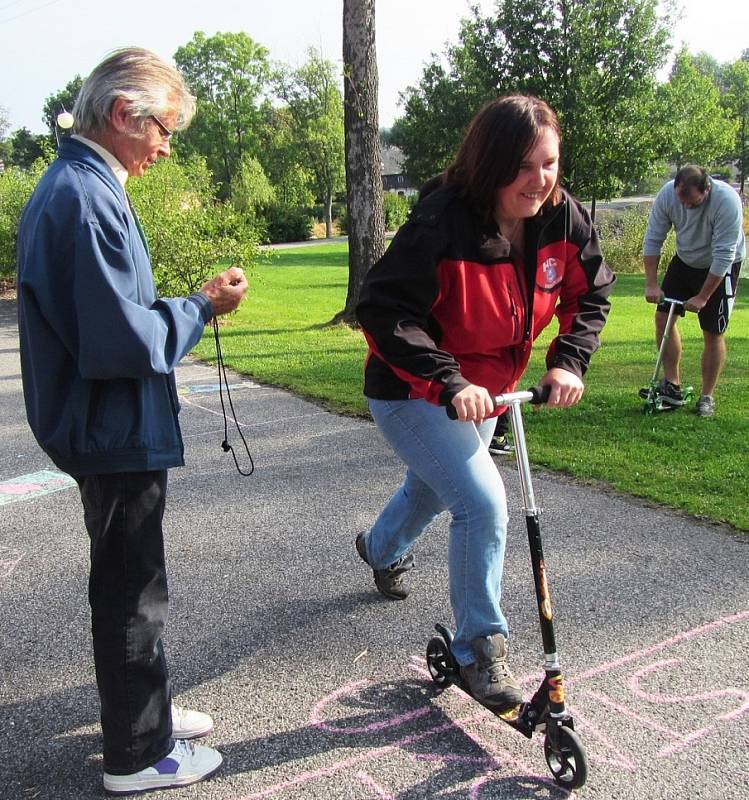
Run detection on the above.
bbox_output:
[446,384,551,419]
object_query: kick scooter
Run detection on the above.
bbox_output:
[426,386,588,789]
[638,297,693,414]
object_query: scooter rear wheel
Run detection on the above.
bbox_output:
[426,636,456,687]
[544,725,588,789]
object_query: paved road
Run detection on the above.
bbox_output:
[1,296,747,800]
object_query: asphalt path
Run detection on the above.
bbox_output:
[1,295,747,800]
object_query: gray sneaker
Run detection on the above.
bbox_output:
[103,740,222,794]
[695,395,715,417]
[355,532,414,600]
[459,634,522,712]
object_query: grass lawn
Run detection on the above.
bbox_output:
[193,243,749,531]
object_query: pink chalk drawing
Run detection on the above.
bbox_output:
[626,658,749,757]
[0,482,42,495]
[233,610,748,799]
[356,771,394,799]
[0,470,76,506]
[0,547,25,579]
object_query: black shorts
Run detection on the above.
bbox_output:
[658,254,742,334]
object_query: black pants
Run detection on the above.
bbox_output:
[493,409,509,437]
[75,470,173,774]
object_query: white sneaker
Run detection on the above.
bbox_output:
[171,703,214,739]
[103,739,222,794]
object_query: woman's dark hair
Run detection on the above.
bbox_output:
[443,94,562,222]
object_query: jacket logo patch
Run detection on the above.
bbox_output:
[539,257,562,290]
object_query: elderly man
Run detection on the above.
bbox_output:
[642,165,745,417]
[17,48,247,794]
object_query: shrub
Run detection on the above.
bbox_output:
[383,192,411,231]
[596,206,676,274]
[128,156,258,296]
[264,204,314,243]
[0,158,51,275]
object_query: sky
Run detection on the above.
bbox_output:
[0,0,746,136]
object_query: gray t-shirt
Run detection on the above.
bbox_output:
[643,178,745,277]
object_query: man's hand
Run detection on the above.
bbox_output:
[684,274,720,313]
[684,294,708,313]
[450,384,495,423]
[540,367,584,408]
[200,266,248,317]
[645,284,664,304]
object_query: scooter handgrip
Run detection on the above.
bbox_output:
[528,385,551,404]
[446,404,459,420]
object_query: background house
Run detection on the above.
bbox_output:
[381,145,417,197]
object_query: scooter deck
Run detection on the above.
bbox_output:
[447,672,525,723]
[639,384,694,413]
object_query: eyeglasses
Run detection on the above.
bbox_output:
[149,114,173,140]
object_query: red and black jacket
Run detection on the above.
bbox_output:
[356,183,615,415]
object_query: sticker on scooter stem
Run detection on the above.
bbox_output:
[539,560,553,620]
[548,675,565,705]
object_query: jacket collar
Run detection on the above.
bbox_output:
[57,137,127,205]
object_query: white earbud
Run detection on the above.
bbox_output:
[57,111,74,129]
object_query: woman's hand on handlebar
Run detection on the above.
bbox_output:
[540,368,585,408]
[450,384,495,423]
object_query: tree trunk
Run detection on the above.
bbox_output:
[325,193,334,238]
[334,0,385,325]
[590,196,597,223]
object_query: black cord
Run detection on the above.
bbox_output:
[212,317,255,476]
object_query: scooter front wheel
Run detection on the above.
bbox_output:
[544,725,588,789]
[426,636,457,687]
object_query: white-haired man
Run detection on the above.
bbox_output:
[17,48,247,794]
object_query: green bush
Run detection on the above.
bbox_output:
[383,192,412,231]
[264,204,314,243]
[0,158,51,275]
[128,156,259,296]
[596,206,676,274]
[336,205,348,236]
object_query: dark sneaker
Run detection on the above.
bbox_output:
[103,740,222,795]
[355,532,413,600]
[459,634,522,712]
[488,435,514,455]
[657,379,686,408]
[640,378,668,400]
[695,395,715,417]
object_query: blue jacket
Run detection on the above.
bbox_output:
[17,138,213,476]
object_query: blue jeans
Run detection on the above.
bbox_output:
[366,398,509,665]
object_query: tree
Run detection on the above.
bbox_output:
[6,127,50,169]
[391,0,674,212]
[257,106,316,209]
[657,48,737,169]
[174,31,271,198]
[339,0,385,323]
[42,75,84,143]
[723,58,749,193]
[0,106,10,165]
[274,48,345,238]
